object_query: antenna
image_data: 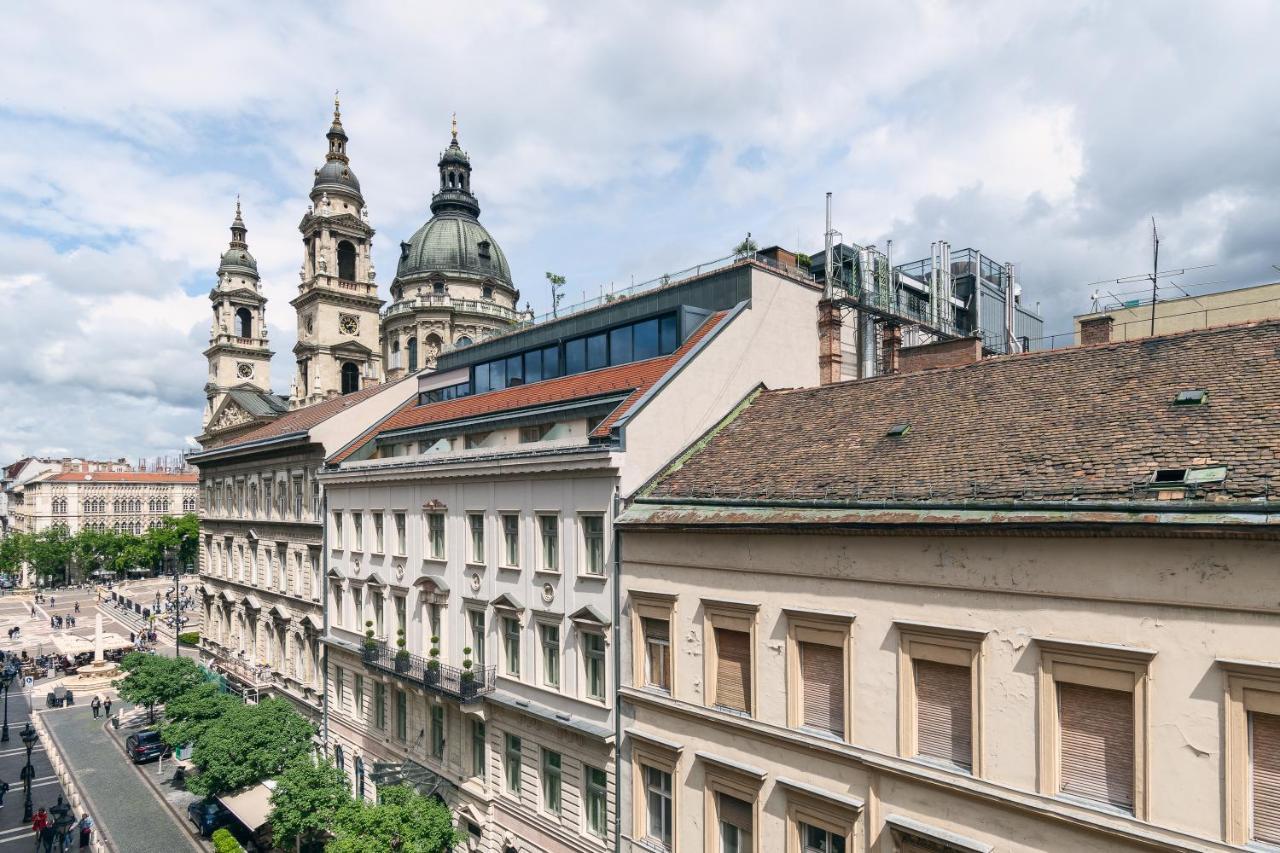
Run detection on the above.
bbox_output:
[1080,218,1213,328]
[1149,218,1159,337]
[823,193,834,300]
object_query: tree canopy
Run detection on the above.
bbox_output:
[115,652,206,722]
[0,512,199,583]
[160,681,241,749]
[268,756,351,850]
[327,785,459,853]
[185,697,316,797]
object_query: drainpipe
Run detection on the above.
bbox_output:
[611,488,622,853]
[321,486,330,753]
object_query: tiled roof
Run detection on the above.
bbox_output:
[227,388,290,417]
[329,311,729,464]
[646,321,1280,505]
[48,471,198,484]
[206,382,400,451]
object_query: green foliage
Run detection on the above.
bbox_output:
[795,252,812,269]
[211,827,245,853]
[116,652,205,722]
[160,681,240,749]
[185,697,315,797]
[0,513,199,583]
[733,235,759,257]
[178,631,200,646]
[268,756,351,850]
[327,784,460,853]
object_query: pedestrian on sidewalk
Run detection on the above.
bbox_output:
[90,695,101,719]
[0,779,9,807]
[76,816,92,849]
[30,807,49,850]
[103,696,112,718]
[73,602,79,614]
[39,821,54,853]
[61,814,76,852]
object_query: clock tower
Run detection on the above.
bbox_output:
[290,97,384,407]
[203,199,275,430]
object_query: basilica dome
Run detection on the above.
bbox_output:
[396,213,512,286]
[313,159,361,195]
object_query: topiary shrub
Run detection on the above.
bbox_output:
[178,631,199,646]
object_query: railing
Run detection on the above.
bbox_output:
[382,295,522,322]
[361,644,495,703]
[211,655,277,689]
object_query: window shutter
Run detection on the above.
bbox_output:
[1252,710,1280,843]
[914,659,972,769]
[1057,682,1134,811]
[715,628,752,713]
[800,642,844,736]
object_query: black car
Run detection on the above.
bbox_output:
[186,798,231,837]
[124,730,171,763]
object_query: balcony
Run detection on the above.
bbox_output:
[382,294,520,323]
[360,644,495,704]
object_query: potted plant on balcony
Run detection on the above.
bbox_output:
[425,636,441,687]
[362,620,377,663]
[394,629,410,674]
[460,646,475,699]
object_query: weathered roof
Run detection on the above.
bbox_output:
[227,388,290,418]
[395,213,511,285]
[328,311,729,465]
[644,321,1280,506]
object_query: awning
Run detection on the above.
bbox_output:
[217,781,276,831]
[51,635,93,655]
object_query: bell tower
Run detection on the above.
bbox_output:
[203,199,273,429]
[290,95,384,407]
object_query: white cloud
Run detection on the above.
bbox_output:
[2,0,1279,460]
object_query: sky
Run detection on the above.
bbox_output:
[2,1,1279,463]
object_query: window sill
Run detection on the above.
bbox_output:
[498,563,521,571]
[533,568,562,576]
[423,556,447,566]
[577,572,607,582]
[464,561,487,569]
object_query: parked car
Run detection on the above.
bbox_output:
[124,730,171,763]
[186,798,231,837]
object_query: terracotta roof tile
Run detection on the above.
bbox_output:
[329,312,729,464]
[48,471,197,484]
[648,321,1280,504]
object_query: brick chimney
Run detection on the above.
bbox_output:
[817,300,843,384]
[1080,315,1114,346]
[898,335,983,374]
[881,324,901,375]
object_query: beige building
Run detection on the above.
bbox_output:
[12,469,196,536]
[1075,279,1280,343]
[615,320,1280,853]
[317,256,825,852]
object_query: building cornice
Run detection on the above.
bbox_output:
[320,447,619,485]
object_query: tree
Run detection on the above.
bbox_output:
[732,234,758,258]
[268,756,351,851]
[160,681,240,749]
[0,533,30,577]
[186,698,315,797]
[327,785,460,852]
[25,527,75,584]
[115,652,205,722]
[545,271,566,317]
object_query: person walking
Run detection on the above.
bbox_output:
[30,807,49,851]
[102,696,112,718]
[89,695,101,719]
[0,779,9,808]
[73,602,79,614]
[39,820,54,853]
[76,816,92,849]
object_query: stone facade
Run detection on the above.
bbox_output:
[13,470,196,536]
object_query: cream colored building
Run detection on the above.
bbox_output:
[13,469,196,536]
[615,320,1280,853]
[318,257,824,852]
[1075,280,1280,343]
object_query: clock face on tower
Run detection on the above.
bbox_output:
[237,363,254,379]
[339,314,359,335]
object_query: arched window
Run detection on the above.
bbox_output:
[455,335,473,348]
[407,338,418,373]
[235,307,253,338]
[337,241,357,281]
[390,339,400,369]
[482,285,494,300]
[341,362,360,394]
[334,744,345,774]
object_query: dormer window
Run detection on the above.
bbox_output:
[477,240,491,260]
[433,282,446,295]
[483,285,494,300]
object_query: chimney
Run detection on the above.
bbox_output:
[817,299,843,384]
[881,324,901,375]
[1080,315,1114,346]
[898,335,983,375]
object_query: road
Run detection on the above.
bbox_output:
[0,686,70,849]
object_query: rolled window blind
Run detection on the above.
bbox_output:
[715,628,751,713]
[1251,710,1280,843]
[800,642,844,736]
[914,659,972,769]
[1057,681,1134,811]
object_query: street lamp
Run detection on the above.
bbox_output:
[21,721,38,821]
[51,798,73,847]
[0,663,15,742]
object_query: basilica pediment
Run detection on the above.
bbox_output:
[207,398,257,433]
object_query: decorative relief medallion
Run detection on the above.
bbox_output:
[541,583,554,604]
[470,572,481,593]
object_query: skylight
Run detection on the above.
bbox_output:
[886,424,911,437]
[1173,390,1208,406]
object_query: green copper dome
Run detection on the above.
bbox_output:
[396,213,512,286]
[218,201,258,277]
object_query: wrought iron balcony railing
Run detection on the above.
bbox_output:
[360,644,495,703]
